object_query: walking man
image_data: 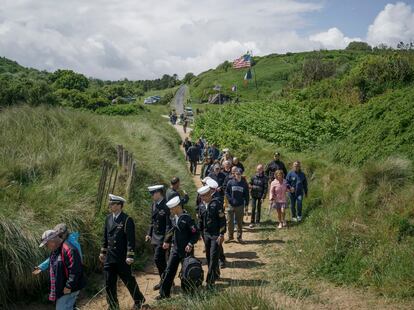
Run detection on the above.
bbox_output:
[265,152,287,181]
[225,168,249,243]
[286,161,308,222]
[249,164,268,228]
[99,194,145,310]
[39,229,85,310]
[186,142,200,175]
[197,185,226,288]
[146,185,171,290]
[166,176,189,207]
[157,196,199,299]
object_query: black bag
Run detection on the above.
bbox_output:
[180,255,204,292]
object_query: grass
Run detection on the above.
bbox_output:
[155,286,278,310]
[0,104,195,307]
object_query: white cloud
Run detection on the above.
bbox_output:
[309,27,361,49]
[4,1,412,80]
[0,0,323,79]
[367,2,414,47]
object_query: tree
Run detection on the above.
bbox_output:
[182,72,195,84]
[50,69,89,91]
[302,56,336,85]
[346,41,372,51]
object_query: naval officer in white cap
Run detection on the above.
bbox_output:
[157,196,199,299]
[145,185,171,290]
[197,185,226,288]
[99,194,145,309]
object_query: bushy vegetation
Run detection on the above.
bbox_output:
[0,57,181,112]
[0,105,195,307]
[190,47,414,299]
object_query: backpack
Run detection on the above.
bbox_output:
[180,255,204,292]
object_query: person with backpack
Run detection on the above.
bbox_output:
[39,228,85,310]
[33,223,83,276]
[249,164,268,228]
[157,196,200,300]
[99,194,146,310]
[146,185,171,291]
[197,185,226,288]
[286,161,308,222]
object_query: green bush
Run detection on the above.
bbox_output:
[95,104,143,115]
[348,54,414,101]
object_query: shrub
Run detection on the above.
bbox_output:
[95,104,142,115]
[348,54,414,101]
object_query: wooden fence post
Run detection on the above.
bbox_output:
[117,145,123,167]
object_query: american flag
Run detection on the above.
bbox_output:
[233,54,251,69]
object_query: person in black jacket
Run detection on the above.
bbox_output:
[39,229,85,309]
[182,137,192,161]
[157,196,199,299]
[200,156,213,180]
[187,142,200,175]
[265,152,287,181]
[249,164,268,228]
[197,185,226,288]
[99,194,145,310]
[146,185,171,290]
[225,168,249,243]
[208,164,226,197]
[166,176,189,207]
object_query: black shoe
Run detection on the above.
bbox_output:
[219,260,226,269]
[237,237,244,244]
[206,283,215,290]
[133,298,146,309]
[153,283,161,291]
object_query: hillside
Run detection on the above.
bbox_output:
[189,48,414,301]
[0,105,195,307]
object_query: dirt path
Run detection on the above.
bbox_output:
[79,120,275,310]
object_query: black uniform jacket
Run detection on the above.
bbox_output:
[147,198,171,245]
[101,212,135,264]
[165,212,199,258]
[197,198,227,237]
[166,188,189,206]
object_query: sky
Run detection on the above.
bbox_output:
[0,0,413,80]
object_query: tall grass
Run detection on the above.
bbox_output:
[156,287,278,310]
[0,105,195,307]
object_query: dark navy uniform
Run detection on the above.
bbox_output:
[159,212,199,298]
[147,198,171,279]
[198,198,226,284]
[101,212,144,309]
[166,188,189,206]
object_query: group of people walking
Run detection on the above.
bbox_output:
[34,143,307,309]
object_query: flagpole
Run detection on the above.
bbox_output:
[250,51,259,99]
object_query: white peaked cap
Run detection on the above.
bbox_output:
[206,178,218,189]
[166,196,181,209]
[202,176,212,184]
[109,194,126,203]
[148,185,164,192]
[197,185,211,195]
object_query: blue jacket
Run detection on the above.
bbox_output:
[38,232,83,272]
[225,178,250,207]
[286,170,308,196]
